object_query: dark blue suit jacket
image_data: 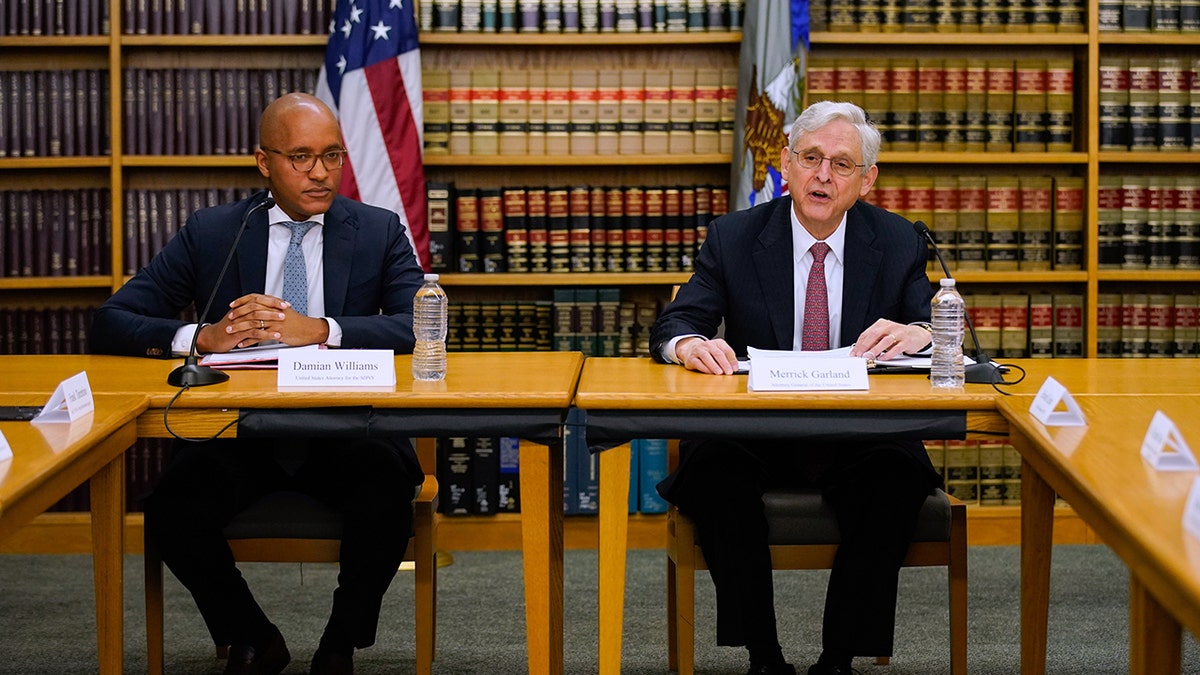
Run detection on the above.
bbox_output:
[651,196,933,357]
[91,192,426,358]
[650,196,940,491]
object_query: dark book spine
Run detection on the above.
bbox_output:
[437,437,473,515]
[48,191,64,275]
[479,187,506,273]
[136,68,150,154]
[498,437,520,512]
[426,181,454,272]
[471,437,500,514]
[604,186,625,273]
[547,186,571,273]
[502,187,530,273]
[455,189,482,273]
[662,186,683,272]
[527,187,550,273]
[642,186,665,272]
[568,185,592,272]
[589,186,607,273]
[623,186,645,272]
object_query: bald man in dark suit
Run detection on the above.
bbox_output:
[651,101,942,675]
[92,93,425,675]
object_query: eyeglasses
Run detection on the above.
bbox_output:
[791,150,866,177]
[261,146,348,173]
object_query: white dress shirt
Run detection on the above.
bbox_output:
[171,199,344,354]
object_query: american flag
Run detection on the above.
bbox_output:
[316,0,429,269]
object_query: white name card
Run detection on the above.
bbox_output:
[1141,410,1198,471]
[1182,478,1200,541]
[32,371,94,424]
[1029,376,1086,426]
[0,430,11,462]
[277,349,395,387]
[747,356,869,392]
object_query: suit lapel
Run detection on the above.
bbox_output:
[236,208,270,295]
[322,200,355,316]
[752,200,796,350]
[839,204,885,344]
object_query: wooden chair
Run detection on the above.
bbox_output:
[665,442,967,675]
[144,441,440,675]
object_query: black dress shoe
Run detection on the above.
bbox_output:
[746,663,797,675]
[223,626,291,675]
[310,647,354,675]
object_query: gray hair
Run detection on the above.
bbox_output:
[788,100,881,173]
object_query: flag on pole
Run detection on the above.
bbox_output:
[730,0,809,212]
[316,0,429,270]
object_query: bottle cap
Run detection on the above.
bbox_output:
[424,273,439,282]
[939,277,956,287]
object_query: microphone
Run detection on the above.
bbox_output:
[912,220,1003,385]
[167,196,276,387]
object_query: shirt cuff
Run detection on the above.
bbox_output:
[172,324,198,356]
[323,317,342,347]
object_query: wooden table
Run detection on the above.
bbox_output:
[0,352,583,675]
[575,357,1011,675]
[999,394,1200,675]
[0,393,147,675]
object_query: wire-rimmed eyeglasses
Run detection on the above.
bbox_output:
[791,150,866,177]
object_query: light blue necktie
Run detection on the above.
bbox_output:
[282,221,316,315]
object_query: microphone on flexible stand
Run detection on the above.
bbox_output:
[912,220,1005,385]
[167,196,276,387]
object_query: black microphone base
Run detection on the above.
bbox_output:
[167,363,230,387]
[964,361,1005,385]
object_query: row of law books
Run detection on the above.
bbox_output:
[122,68,320,156]
[863,174,1084,272]
[447,290,659,357]
[122,0,334,35]
[123,187,258,275]
[1098,56,1200,153]
[0,189,113,278]
[927,439,1023,507]
[0,70,111,159]
[435,423,671,516]
[423,0,743,34]
[1097,174,1200,270]
[423,67,738,158]
[807,57,1074,154]
[962,292,1085,359]
[0,0,108,36]
[1098,0,1200,31]
[428,182,728,275]
[811,0,1084,33]
[1096,292,1200,358]
[0,306,94,356]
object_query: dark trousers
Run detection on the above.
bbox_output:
[144,436,422,650]
[660,438,939,656]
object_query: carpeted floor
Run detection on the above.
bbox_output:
[1,544,1198,673]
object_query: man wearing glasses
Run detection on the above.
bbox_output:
[92,92,426,675]
[650,101,941,675]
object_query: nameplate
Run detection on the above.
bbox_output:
[1182,478,1200,541]
[747,356,869,392]
[1141,410,1198,471]
[277,349,396,387]
[1028,376,1085,426]
[32,371,94,424]
[0,431,11,462]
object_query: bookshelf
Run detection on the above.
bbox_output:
[2,0,1194,551]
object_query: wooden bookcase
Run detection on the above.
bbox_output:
[3,0,1187,551]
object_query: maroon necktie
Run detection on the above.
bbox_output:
[801,242,831,351]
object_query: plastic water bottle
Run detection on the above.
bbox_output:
[412,273,448,381]
[930,277,965,389]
